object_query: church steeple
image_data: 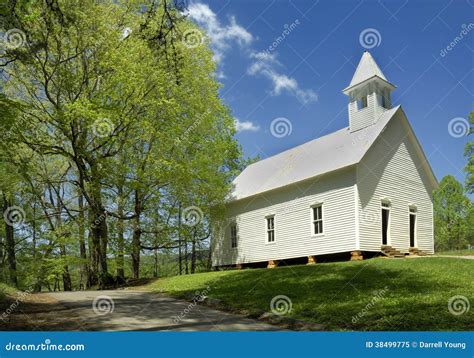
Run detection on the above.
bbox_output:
[343,51,396,132]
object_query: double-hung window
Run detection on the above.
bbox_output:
[312,204,323,235]
[230,224,237,248]
[266,216,275,243]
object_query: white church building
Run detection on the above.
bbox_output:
[212,51,438,268]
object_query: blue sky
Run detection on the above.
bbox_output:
[186,0,473,187]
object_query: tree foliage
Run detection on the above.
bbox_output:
[0,0,241,289]
[433,175,472,251]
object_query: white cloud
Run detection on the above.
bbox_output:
[187,3,317,105]
[235,118,260,132]
[248,51,318,104]
[187,3,253,63]
[215,70,226,80]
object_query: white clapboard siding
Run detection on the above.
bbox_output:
[357,111,434,253]
[349,93,390,132]
[349,92,375,132]
[212,167,357,266]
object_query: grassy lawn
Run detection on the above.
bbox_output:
[0,282,20,313]
[0,283,18,301]
[436,249,474,256]
[147,257,474,331]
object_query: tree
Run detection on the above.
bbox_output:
[0,95,24,287]
[433,175,471,251]
[0,0,241,289]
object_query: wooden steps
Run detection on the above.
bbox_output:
[381,245,405,258]
[381,246,428,258]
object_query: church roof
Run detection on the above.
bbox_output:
[343,51,395,93]
[230,106,401,201]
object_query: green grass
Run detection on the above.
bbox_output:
[147,257,474,331]
[436,249,474,256]
[0,282,18,301]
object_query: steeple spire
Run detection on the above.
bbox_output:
[343,51,396,132]
[346,51,388,90]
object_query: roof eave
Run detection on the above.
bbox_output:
[342,75,396,95]
[227,163,358,204]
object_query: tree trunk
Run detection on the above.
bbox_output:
[55,189,72,292]
[88,225,99,286]
[2,195,17,287]
[31,202,42,292]
[90,207,108,288]
[89,164,109,288]
[207,240,212,270]
[184,233,188,274]
[131,189,142,279]
[178,203,182,275]
[116,185,125,280]
[78,193,90,289]
[191,231,196,274]
[60,244,72,291]
[153,249,158,278]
